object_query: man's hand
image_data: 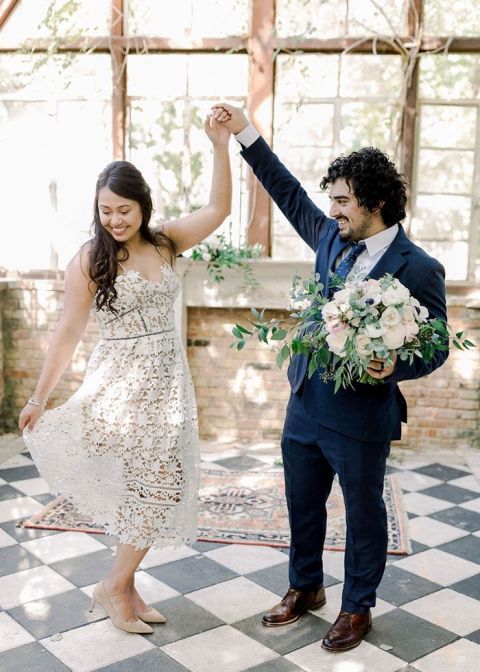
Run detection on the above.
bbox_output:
[211,103,249,135]
[367,350,397,380]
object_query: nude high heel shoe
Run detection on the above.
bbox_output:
[136,606,166,624]
[89,581,153,634]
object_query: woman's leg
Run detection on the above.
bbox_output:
[102,543,150,620]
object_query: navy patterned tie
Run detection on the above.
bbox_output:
[335,242,366,281]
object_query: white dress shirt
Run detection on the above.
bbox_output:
[234,123,399,275]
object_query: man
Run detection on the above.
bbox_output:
[212,103,448,652]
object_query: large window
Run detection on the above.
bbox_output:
[0,0,479,283]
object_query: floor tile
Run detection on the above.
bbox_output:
[377,565,442,607]
[186,576,279,623]
[413,463,471,481]
[466,629,480,645]
[0,484,24,501]
[21,531,107,564]
[50,549,117,587]
[402,588,480,636]
[407,516,469,547]
[321,550,345,581]
[394,549,480,586]
[0,527,18,548]
[161,625,276,672]
[81,571,180,604]
[9,478,50,496]
[0,466,40,482]
[450,574,480,601]
[8,588,99,639]
[190,540,228,553]
[0,496,44,524]
[365,608,458,662]
[0,612,35,653]
[243,658,304,672]
[431,506,480,533]
[402,492,454,516]
[0,565,75,609]
[214,456,266,471]
[449,475,480,493]
[233,609,330,655]
[286,638,405,671]
[0,519,60,543]
[95,648,189,671]
[409,540,430,555]
[414,638,480,672]
[32,493,56,505]
[147,555,237,594]
[246,561,289,596]
[0,641,70,671]
[40,619,156,672]
[0,544,42,577]
[0,454,34,469]
[145,596,224,647]
[393,472,442,493]
[420,484,478,505]
[204,544,287,575]
[460,497,480,513]
[139,545,199,570]
[436,534,480,564]
[0,477,5,485]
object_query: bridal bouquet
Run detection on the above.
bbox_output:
[232,273,474,393]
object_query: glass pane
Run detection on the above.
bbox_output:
[424,0,480,36]
[347,0,408,36]
[0,0,111,47]
[417,149,475,194]
[340,55,403,98]
[419,55,479,101]
[0,53,111,101]
[341,102,401,154]
[420,241,469,281]
[411,195,471,241]
[127,0,249,37]
[275,0,347,38]
[127,54,249,246]
[128,54,248,99]
[275,55,339,100]
[274,104,335,149]
[420,105,477,149]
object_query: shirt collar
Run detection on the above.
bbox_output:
[361,224,399,256]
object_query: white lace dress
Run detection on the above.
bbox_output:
[24,265,200,550]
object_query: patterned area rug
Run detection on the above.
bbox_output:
[23,469,410,555]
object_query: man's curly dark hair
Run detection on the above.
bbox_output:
[320,147,407,227]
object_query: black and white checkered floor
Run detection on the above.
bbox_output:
[0,449,479,672]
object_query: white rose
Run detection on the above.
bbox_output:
[322,301,340,322]
[404,320,419,341]
[380,306,401,327]
[382,281,411,306]
[418,305,429,321]
[382,323,407,349]
[326,328,352,356]
[401,305,416,323]
[202,252,211,261]
[355,333,373,358]
[365,322,384,338]
[332,288,351,304]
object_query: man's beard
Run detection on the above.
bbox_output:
[338,214,373,242]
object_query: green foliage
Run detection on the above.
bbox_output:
[191,234,263,288]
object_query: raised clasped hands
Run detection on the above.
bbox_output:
[210,103,249,135]
[367,350,397,380]
[204,110,232,147]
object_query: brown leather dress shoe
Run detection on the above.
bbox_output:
[322,609,372,652]
[262,587,326,627]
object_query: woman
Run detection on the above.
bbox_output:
[19,112,232,635]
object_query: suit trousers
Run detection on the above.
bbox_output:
[281,391,390,614]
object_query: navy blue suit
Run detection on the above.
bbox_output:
[241,137,448,612]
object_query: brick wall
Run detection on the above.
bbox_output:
[0,278,479,449]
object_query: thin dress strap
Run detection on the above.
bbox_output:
[117,260,128,272]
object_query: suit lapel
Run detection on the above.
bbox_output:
[323,236,349,296]
[368,226,410,280]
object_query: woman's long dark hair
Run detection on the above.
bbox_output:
[87,161,176,313]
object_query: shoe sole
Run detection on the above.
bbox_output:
[321,623,372,652]
[262,598,327,627]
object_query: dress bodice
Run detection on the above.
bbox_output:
[93,265,179,341]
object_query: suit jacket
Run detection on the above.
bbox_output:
[241,137,448,442]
